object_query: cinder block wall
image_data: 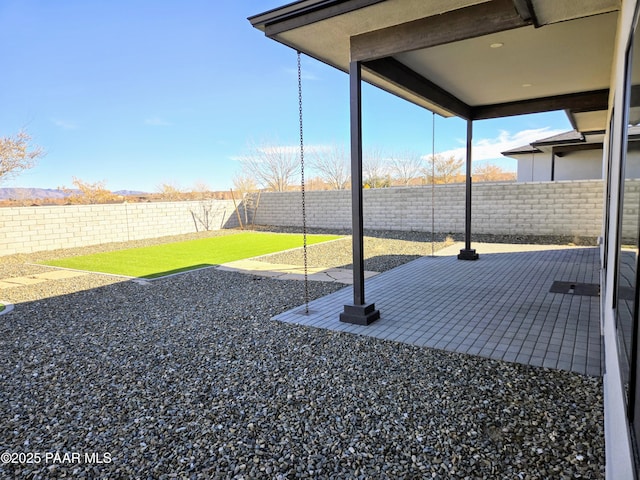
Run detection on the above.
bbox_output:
[252,180,606,237]
[0,180,610,256]
[622,179,640,243]
[0,200,236,255]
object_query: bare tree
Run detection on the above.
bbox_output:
[473,162,516,182]
[232,174,258,195]
[64,177,118,204]
[423,154,464,184]
[189,181,220,231]
[0,130,45,184]
[240,141,299,192]
[232,173,263,226]
[389,150,423,186]
[157,181,185,201]
[191,181,212,200]
[311,143,350,190]
[363,147,391,188]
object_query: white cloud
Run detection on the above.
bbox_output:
[51,118,78,130]
[260,144,299,155]
[432,127,566,162]
[231,143,331,163]
[144,117,172,126]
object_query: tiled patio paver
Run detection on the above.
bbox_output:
[274,243,602,377]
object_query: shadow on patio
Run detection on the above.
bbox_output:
[275,243,602,377]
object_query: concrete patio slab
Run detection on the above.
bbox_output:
[274,244,602,377]
[435,241,582,255]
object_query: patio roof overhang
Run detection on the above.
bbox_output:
[250,0,619,130]
[249,0,620,323]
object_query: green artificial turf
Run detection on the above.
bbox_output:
[42,232,340,279]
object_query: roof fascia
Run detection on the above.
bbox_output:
[350,0,528,62]
[501,147,543,155]
[249,0,386,37]
[533,138,585,148]
[531,130,585,146]
[534,139,585,147]
[248,0,316,29]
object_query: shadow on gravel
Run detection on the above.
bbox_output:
[254,225,441,243]
[141,263,215,279]
[252,225,599,246]
[336,254,423,273]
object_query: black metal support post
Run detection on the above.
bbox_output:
[340,60,380,325]
[458,118,479,260]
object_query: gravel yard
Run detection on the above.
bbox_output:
[255,230,452,273]
[0,229,604,479]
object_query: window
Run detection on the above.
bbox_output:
[615,5,640,461]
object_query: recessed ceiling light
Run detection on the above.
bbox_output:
[490,42,504,48]
[522,83,533,87]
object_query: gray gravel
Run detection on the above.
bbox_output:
[253,226,595,273]
[0,230,604,478]
[256,235,451,273]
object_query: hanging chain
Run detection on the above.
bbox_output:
[431,112,436,256]
[298,51,310,314]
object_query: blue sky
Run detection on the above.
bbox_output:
[0,1,572,192]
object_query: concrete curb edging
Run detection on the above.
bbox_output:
[0,301,14,315]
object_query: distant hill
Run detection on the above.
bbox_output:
[0,188,69,200]
[0,187,147,200]
[113,190,148,196]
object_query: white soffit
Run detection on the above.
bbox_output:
[275,0,489,115]
[277,0,490,73]
[584,132,606,143]
[573,111,609,133]
[533,0,620,25]
[395,11,618,106]
[255,0,620,118]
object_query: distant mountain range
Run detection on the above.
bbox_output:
[0,187,147,200]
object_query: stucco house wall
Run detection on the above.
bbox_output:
[555,150,603,180]
[516,154,553,182]
[515,148,640,182]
